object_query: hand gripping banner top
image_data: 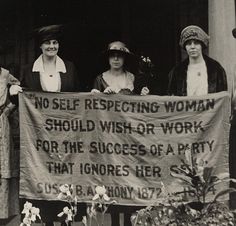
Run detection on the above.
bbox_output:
[19,91,230,205]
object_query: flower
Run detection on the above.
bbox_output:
[58,184,73,200]
[138,55,156,79]
[22,201,33,216]
[141,56,152,63]
[30,207,41,222]
[57,184,79,225]
[20,202,41,226]
[57,206,73,221]
[83,185,117,226]
[20,217,31,226]
[92,185,110,201]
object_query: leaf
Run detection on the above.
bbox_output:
[206,177,236,194]
[82,216,87,226]
[185,148,193,168]
[92,194,99,201]
[170,172,193,185]
[180,159,192,174]
[217,172,230,180]
[103,194,110,201]
[213,187,236,202]
[202,167,214,184]
[230,178,236,183]
[174,190,197,197]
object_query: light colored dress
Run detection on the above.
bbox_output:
[187,61,208,96]
[32,54,66,92]
[0,67,20,218]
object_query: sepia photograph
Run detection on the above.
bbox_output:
[0,0,236,225]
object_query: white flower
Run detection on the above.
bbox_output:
[141,56,151,63]
[58,206,69,217]
[58,184,72,199]
[67,209,73,221]
[92,185,110,201]
[20,202,41,226]
[22,201,33,216]
[57,206,73,221]
[30,214,36,222]
[22,217,31,226]
[30,207,41,222]
[82,216,87,225]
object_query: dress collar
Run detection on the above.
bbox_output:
[32,54,66,73]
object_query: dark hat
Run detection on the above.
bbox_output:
[232,28,236,38]
[179,25,209,48]
[106,41,133,55]
[34,24,63,45]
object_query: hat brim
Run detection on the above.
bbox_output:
[102,49,138,63]
[99,49,138,72]
[32,24,64,44]
[103,49,134,56]
[180,37,208,49]
[232,28,236,38]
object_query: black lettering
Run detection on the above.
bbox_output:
[85,99,92,109]
[35,97,49,109]
[36,182,43,193]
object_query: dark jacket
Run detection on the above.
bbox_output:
[167,55,227,96]
[20,60,79,92]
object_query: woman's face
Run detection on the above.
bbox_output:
[40,39,59,57]
[185,40,203,59]
[109,52,125,70]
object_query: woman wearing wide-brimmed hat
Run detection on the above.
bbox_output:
[168,25,227,96]
[91,41,149,95]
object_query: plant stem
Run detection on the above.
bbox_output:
[101,213,104,226]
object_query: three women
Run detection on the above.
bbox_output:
[5,24,229,226]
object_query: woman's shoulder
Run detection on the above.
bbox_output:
[95,73,104,80]
[203,55,224,69]
[100,70,110,80]
[126,71,135,81]
[0,67,10,78]
[61,59,76,70]
[63,59,74,65]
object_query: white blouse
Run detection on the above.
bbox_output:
[187,61,208,96]
[32,55,66,92]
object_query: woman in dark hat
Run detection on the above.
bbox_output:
[168,25,227,96]
[18,24,79,92]
[16,25,83,226]
[91,41,149,95]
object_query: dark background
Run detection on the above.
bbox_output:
[0,0,208,93]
